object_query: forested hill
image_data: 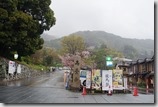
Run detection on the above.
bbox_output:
[44,30,154,59]
[41,33,57,41]
[73,31,154,56]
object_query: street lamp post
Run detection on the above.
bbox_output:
[14,53,18,79]
[14,53,18,60]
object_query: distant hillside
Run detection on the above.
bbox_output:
[74,31,154,53]
[41,33,57,41]
[44,30,154,59]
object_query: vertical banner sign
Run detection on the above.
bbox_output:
[8,61,16,74]
[112,69,124,90]
[92,69,102,90]
[102,70,113,91]
[17,64,21,74]
[86,70,91,89]
[123,77,128,89]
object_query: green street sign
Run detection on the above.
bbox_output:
[105,56,113,67]
[106,56,112,61]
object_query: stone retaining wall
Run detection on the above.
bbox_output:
[0,57,47,82]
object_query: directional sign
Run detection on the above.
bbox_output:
[106,56,113,66]
[106,61,113,66]
[106,56,112,61]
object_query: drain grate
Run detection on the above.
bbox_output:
[67,97,78,98]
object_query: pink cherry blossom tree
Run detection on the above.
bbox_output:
[59,51,96,69]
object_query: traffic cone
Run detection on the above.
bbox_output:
[82,86,87,95]
[133,87,138,96]
[107,85,112,96]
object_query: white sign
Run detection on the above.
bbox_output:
[123,77,128,89]
[80,70,87,86]
[86,70,91,89]
[17,64,21,73]
[8,61,16,74]
[102,70,113,91]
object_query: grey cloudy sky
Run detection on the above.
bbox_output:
[45,0,154,40]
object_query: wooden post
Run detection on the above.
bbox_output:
[146,79,149,94]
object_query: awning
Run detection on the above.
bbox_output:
[139,72,150,78]
[145,71,154,78]
[148,71,154,76]
[132,72,139,76]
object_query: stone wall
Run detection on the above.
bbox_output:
[0,57,46,82]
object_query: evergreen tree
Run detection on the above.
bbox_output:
[0,0,56,60]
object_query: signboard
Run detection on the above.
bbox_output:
[80,70,87,78]
[17,64,21,74]
[102,70,113,91]
[92,69,102,90]
[106,56,113,67]
[80,70,88,86]
[86,70,91,89]
[106,61,113,66]
[123,77,128,89]
[112,69,124,90]
[106,56,112,61]
[8,61,16,74]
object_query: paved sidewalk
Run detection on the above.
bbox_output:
[129,87,154,95]
[41,90,155,104]
[0,86,155,104]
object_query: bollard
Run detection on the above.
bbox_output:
[133,87,138,96]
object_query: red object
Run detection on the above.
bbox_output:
[133,87,138,96]
[82,86,87,95]
[107,86,112,96]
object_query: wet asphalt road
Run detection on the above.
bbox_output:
[0,70,66,103]
[0,70,155,104]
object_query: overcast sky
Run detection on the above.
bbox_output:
[44,0,154,40]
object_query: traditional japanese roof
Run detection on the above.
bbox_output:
[145,71,154,78]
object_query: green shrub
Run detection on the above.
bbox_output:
[137,82,146,88]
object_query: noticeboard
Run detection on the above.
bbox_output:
[112,69,124,90]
